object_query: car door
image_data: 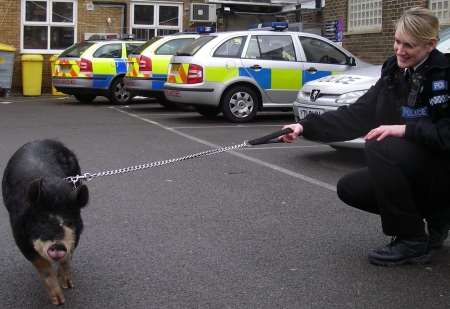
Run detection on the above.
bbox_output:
[240,33,302,104]
[298,35,354,85]
[92,43,126,88]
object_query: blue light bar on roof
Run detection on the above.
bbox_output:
[249,21,288,31]
[196,26,216,34]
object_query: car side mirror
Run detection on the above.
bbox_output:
[347,56,356,66]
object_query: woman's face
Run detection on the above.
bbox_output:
[394,30,436,69]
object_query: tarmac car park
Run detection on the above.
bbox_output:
[164,24,367,123]
[123,33,201,107]
[52,37,145,105]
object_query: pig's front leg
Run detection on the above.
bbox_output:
[58,258,74,289]
[32,257,65,305]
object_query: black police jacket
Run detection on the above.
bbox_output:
[299,49,450,154]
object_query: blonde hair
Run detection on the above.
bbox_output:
[396,7,439,43]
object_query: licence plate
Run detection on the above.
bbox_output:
[297,107,324,119]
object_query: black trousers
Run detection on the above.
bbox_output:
[337,137,450,238]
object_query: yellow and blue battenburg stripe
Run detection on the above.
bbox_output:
[207,66,334,90]
[171,63,336,90]
[148,56,171,90]
[92,59,127,88]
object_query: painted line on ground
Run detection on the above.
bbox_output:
[112,107,336,192]
[244,145,328,150]
[172,124,283,129]
[0,101,12,104]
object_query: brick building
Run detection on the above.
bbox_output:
[0,0,448,95]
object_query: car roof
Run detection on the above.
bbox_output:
[86,40,145,44]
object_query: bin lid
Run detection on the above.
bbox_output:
[0,43,16,52]
[21,54,44,61]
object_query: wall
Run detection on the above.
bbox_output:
[1,0,22,94]
[324,0,427,64]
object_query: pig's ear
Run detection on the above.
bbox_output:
[75,184,89,208]
[28,178,43,205]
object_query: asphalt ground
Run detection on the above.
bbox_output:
[0,95,450,308]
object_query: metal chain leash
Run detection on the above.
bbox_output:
[65,128,293,188]
[65,141,249,187]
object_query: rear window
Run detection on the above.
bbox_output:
[176,36,216,56]
[156,38,196,55]
[59,42,95,57]
[133,37,162,54]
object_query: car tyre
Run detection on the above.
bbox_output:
[109,77,133,105]
[221,85,258,123]
[195,106,220,118]
[74,94,96,103]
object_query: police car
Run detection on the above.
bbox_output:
[52,36,145,104]
[164,22,366,123]
[124,33,201,107]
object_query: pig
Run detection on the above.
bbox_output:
[2,139,89,305]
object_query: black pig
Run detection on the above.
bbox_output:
[2,140,88,305]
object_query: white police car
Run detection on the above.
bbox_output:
[164,22,367,123]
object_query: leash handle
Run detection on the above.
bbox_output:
[247,128,293,145]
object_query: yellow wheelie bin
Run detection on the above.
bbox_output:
[21,54,43,96]
[50,54,64,96]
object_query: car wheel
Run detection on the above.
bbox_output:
[74,94,96,103]
[109,77,133,105]
[195,106,220,118]
[221,85,258,123]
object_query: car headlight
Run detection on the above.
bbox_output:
[335,90,368,104]
[297,91,309,100]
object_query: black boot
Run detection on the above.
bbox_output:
[428,223,450,249]
[368,236,430,266]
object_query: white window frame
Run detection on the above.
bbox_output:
[130,2,183,39]
[347,0,382,34]
[20,0,77,54]
[429,0,450,25]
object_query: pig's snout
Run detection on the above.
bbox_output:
[47,244,67,261]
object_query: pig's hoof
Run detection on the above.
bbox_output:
[58,272,74,289]
[49,289,65,305]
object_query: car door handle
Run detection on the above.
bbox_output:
[249,64,262,70]
[306,67,318,73]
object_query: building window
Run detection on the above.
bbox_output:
[21,0,76,53]
[131,3,182,40]
[347,0,382,34]
[429,0,450,25]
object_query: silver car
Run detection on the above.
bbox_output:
[293,64,380,149]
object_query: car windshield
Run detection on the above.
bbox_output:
[437,28,450,53]
[176,36,216,56]
[59,42,95,57]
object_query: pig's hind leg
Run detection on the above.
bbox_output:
[32,258,65,305]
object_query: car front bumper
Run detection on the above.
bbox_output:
[293,99,365,149]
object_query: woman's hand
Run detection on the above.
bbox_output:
[279,123,303,143]
[365,125,406,141]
